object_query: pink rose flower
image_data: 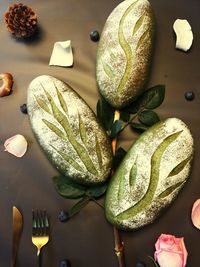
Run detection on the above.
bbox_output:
[154,234,188,267]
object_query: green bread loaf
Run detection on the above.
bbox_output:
[27,75,113,185]
[96,0,155,109]
[105,118,194,230]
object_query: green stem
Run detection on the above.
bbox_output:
[121,106,145,132]
[148,256,160,267]
[90,197,105,209]
[121,114,137,131]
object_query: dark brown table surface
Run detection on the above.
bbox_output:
[0,0,200,266]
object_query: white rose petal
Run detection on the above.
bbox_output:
[49,40,73,67]
[4,134,28,157]
[173,19,193,52]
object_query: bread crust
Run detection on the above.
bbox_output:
[27,75,113,185]
[96,0,155,109]
[105,118,194,230]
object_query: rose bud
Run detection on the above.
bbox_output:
[191,199,200,229]
[154,234,188,267]
[0,72,14,97]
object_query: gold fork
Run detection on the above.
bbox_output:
[32,210,49,267]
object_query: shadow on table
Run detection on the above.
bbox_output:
[13,24,44,45]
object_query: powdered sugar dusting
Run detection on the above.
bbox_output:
[106,118,194,230]
[27,75,113,185]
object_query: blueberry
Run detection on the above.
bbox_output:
[90,30,100,42]
[185,91,195,101]
[59,259,71,267]
[20,103,27,114]
[136,262,146,267]
[58,210,70,223]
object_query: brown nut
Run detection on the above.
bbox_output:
[0,72,14,97]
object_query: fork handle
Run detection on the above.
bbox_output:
[37,254,41,267]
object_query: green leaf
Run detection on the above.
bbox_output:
[138,110,160,126]
[68,196,90,217]
[141,85,165,109]
[110,120,123,138]
[96,97,114,131]
[113,147,127,170]
[158,181,184,199]
[130,122,148,132]
[123,100,140,114]
[86,183,108,198]
[148,256,160,267]
[52,176,86,199]
[120,109,130,122]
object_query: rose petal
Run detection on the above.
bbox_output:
[49,40,73,67]
[4,134,28,157]
[173,19,193,52]
[191,199,200,229]
[157,251,183,267]
[180,238,188,266]
[154,234,188,267]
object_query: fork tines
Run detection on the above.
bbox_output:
[32,210,49,236]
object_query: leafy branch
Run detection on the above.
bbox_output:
[96,85,165,267]
[97,85,165,139]
[52,175,107,219]
[52,84,166,220]
[51,84,165,267]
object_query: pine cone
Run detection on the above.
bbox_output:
[4,3,38,38]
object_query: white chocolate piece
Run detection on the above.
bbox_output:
[173,19,193,52]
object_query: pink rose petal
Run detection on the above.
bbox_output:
[191,199,200,229]
[4,134,28,157]
[157,250,183,267]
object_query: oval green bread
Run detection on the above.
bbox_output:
[27,75,113,185]
[96,0,155,109]
[105,118,194,230]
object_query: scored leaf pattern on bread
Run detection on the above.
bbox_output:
[97,0,154,108]
[116,131,183,221]
[35,81,105,177]
[132,12,146,36]
[167,155,192,177]
[117,0,140,95]
[105,118,193,230]
[100,0,150,95]
[158,181,184,199]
